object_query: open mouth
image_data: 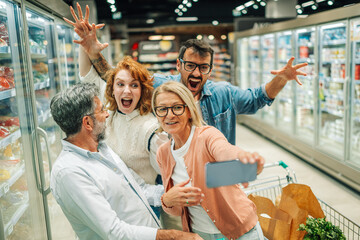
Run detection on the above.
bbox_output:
[121,99,133,108]
[188,79,200,90]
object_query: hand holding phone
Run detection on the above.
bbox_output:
[205,159,257,188]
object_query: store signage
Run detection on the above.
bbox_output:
[139,40,176,54]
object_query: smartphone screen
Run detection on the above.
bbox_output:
[205,159,257,188]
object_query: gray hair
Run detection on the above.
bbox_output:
[50,83,100,137]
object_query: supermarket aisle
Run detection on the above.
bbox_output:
[235,123,360,225]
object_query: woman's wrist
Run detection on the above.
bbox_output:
[161,194,173,208]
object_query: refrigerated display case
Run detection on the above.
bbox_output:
[318,21,347,157]
[248,36,261,119]
[234,4,360,192]
[350,18,360,166]
[276,31,294,134]
[0,0,49,239]
[295,27,316,144]
[261,33,276,126]
[56,23,79,89]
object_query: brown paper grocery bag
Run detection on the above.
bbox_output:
[278,194,307,240]
[282,183,325,218]
[249,194,291,240]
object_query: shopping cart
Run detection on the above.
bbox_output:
[243,161,360,240]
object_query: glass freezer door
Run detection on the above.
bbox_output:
[261,33,276,125]
[25,9,76,240]
[248,36,261,119]
[318,22,347,157]
[295,27,316,144]
[56,24,78,89]
[276,31,294,133]
[0,0,48,239]
[237,38,249,89]
[350,18,360,166]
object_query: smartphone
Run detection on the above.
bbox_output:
[205,159,257,188]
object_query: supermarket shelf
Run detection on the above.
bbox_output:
[31,52,47,59]
[322,59,345,64]
[0,88,16,100]
[34,78,50,91]
[3,201,29,238]
[323,39,346,46]
[322,108,344,117]
[0,50,11,57]
[0,129,21,149]
[0,164,25,199]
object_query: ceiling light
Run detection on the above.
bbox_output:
[182,7,187,12]
[212,20,219,25]
[221,35,227,40]
[260,1,266,6]
[146,19,155,24]
[208,35,215,40]
[112,12,121,19]
[178,12,183,16]
[197,35,203,40]
[176,17,198,22]
[297,8,303,14]
[162,35,176,40]
[193,0,198,2]
[107,0,115,4]
[253,4,259,9]
[236,5,245,11]
[244,1,254,7]
[311,3,318,10]
[182,0,188,4]
[149,35,162,41]
[186,2,192,7]
[242,9,248,14]
[302,1,315,8]
[175,9,180,13]
[327,0,334,5]
[179,4,184,9]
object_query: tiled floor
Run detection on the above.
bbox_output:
[235,123,360,225]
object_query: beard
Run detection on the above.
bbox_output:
[93,119,106,142]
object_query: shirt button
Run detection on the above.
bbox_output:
[207,209,209,212]
[213,220,216,223]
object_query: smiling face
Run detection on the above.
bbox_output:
[113,69,141,114]
[177,48,212,101]
[155,91,192,143]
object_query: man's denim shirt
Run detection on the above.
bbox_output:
[153,73,273,145]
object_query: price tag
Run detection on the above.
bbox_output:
[3,183,9,194]
[7,224,13,235]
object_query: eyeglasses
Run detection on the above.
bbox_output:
[154,104,187,117]
[179,59,211,75]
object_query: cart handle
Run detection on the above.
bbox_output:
[264,160,288,169]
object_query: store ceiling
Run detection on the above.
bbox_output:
[63,0,360,30]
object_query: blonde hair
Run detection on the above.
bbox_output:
[104,56,153,115]
[152,81,205,132]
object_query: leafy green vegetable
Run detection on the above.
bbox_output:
[298,217,346,240]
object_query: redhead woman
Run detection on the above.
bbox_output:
[152,81,265,240]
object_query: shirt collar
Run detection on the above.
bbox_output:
[116,108,140,121]
[61,139,108,158]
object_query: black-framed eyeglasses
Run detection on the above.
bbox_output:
[179,59,211,74]
[154,104,187,117]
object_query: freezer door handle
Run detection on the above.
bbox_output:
[31,130,42,193]
[36,127,52,195]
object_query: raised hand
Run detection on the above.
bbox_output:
[162,179,204,208]
[64,3,108,57]
[270,56,308,85]
[74,22,109,58]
